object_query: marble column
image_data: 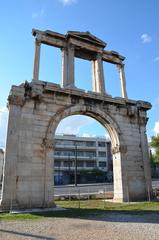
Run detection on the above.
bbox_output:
[117,64,128,99]
[92,60,97,92]
[67,44,75,88]
[61,47,68,88]
[33,39,41,81]
[94,54,106,94]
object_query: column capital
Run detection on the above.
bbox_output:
[35,38,41,46]
[117,63,125,70]
[61,46,68,51]
[68,42,75,50]
[96,52,103,59]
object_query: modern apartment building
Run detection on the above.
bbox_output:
[54,135,112,185]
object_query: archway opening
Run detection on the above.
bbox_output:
[53,114,114,188]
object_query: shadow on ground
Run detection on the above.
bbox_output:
[0,229,55,240]
[30,208,159,224]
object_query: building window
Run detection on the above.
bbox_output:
[64,161,72,167]
[86,161,96,167]
[54,151,61,156]
[98,151,106,157]
[86,141,96,147]
[76,141,85,146]
[98,142,106,147]
[54,150,75,156]
[99,161,107,167]
[55,140,74,146]
[85,151,96,157]
[63,151,75,156]
[54,161,61,167]
[77,151,96,157]
[77,151,84,156]
[77,161,84,167]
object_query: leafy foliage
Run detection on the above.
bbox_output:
[79,168,106,177]
[149,135,159,166]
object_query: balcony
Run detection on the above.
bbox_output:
[55,144,96,150]
[54,166,97,171]
[54,155,97,160]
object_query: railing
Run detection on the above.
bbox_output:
[55,144,97,149]
[54,166,100,170]
[54,155,97,160]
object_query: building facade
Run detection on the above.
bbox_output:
[54,135,112,184]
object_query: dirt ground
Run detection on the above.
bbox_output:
[0,213,159,240]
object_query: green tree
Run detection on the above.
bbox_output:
[149,134,159,166]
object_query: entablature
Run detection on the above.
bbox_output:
[32,28,124,64]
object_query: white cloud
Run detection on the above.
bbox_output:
[59,0,77,5]
[56,115,110,139]
[82,133,96,138]
[81,133,110,140]
[56,115,94,135]
[154,121,159,135]
[0,106,8,148]
[154,56,159,62]
[141,33,152,43]
[32,8,45,19]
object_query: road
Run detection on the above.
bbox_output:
[54,179,159,196]
[0,180,159,198]
[54,182,113,196]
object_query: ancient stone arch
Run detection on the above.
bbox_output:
[0,29,152,210]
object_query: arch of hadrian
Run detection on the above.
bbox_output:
[0,29,152,210]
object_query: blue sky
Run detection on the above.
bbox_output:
[0,0,159,148]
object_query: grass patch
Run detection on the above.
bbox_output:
[56,199,159,211]
[0,200,159,221]
[0,212,41,221]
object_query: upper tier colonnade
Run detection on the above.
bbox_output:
[32,29,128,99]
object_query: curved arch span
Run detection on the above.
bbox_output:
[44,104,122,148]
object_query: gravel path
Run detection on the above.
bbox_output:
[0,213,159,240]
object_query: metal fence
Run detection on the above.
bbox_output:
[0,181,159,211]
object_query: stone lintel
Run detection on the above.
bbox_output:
[102,50,123,65]
[68,37,104,55]
[32,29,65,40]
[32,29,65,48]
